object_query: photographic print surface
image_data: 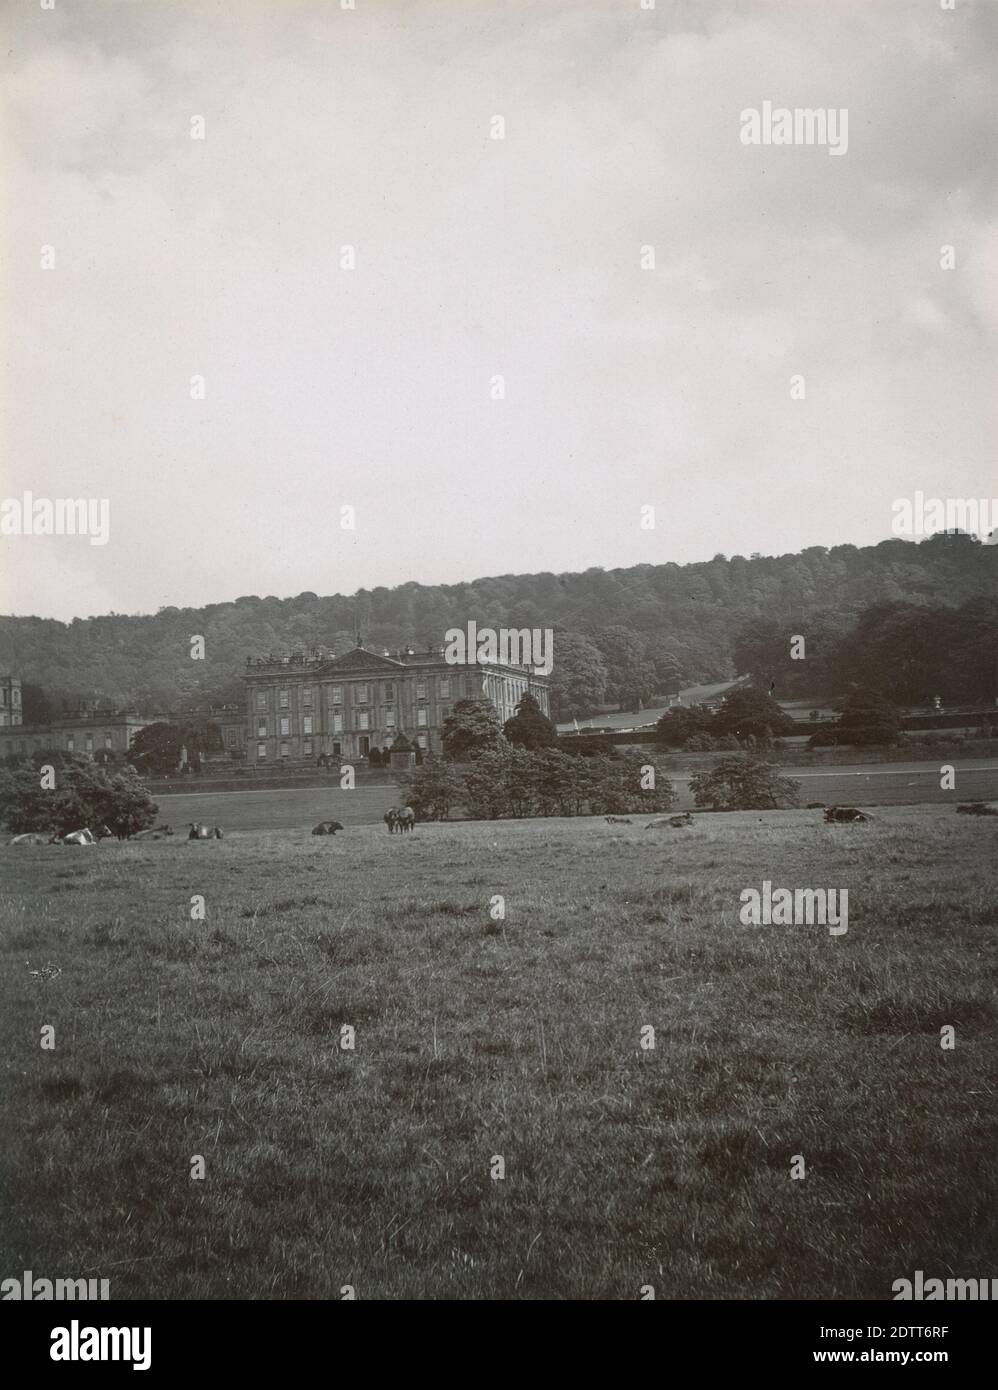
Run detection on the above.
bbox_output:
[1,0,996,1327]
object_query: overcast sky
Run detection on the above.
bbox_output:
[2,0,996,622]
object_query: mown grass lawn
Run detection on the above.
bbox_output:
[1,807,995,1300]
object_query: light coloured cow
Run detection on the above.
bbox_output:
[58,825,113,845]
[188,822,224,840]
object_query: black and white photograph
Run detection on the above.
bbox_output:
[1,0,996,1351]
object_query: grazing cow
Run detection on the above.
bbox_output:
[824,806,872,824]
[956,802,998,816]
[8,832,52,845]
[605,816,632,824]
[132,825,174,841]
[312,820,344,835]
[188,822,224,840]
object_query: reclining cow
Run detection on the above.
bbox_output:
[312,821,344,835]
[131,825,175,841]
[8,832,52,845]
[57,825,113,845]
[956,802,998,816]
[188,822,224,840]
[824,806,872,823]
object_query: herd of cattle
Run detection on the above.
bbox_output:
[6,808,419,845]
[6,801,997,846]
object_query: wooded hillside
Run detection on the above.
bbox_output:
[2,533,995,719]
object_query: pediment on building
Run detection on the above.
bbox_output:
[314,647,407,676]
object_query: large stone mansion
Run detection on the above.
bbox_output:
[243,644,551,764]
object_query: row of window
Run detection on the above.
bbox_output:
[255,676,474,712]
[256,706,443,739]
[256,733,430,760]
[3,732,117,753]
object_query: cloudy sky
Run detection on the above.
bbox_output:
[2,0,996,621]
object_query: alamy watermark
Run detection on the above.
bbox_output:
[0,492,110,546]
[740,101,848,156]
[891,491,998,542]
[50,1320,151,1371]
[739,880,848,936]
[2,1269,109,1300]
[444,622,553,676]
[893,1270,997,1300]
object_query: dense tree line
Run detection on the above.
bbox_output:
[656,686,795,749]
[1,532,994,721]
[401,748,675,821]
[734,593,998,706]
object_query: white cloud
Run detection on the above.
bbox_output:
[1,0,995,619]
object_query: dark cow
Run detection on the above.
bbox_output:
[312,820,344,835]
[956,802,998,816]
[188,822,224,840]
[824,806,872,823]
[806,802,825,809]
[132,825,174,841]
[385,806,415,834]
[605,816,632,824]
[645,812,694,829]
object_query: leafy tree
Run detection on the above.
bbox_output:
[398,757,466,820]
[547,631,608,719]
[591,752,675,815]
[459,749,514,819]
[656,704,714,747]
[714,686,795,741]
[127,718,222,774]
[594,625,657,711]
[689,756,801,811]
[20,682,52,724]
[503,691,558,749]
[441,699,506,760]
[811,688,901,747]
[0,760,157,837]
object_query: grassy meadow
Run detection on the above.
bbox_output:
[1,807,995,1300]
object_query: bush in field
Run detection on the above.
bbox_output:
[689,756,801,811]
[460,749,516,819]
[590,752,675,815]
[398,757,466,821]
[0,760,158,837]
[440,748,676,820]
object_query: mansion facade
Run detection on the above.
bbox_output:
[243,645,551,765]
